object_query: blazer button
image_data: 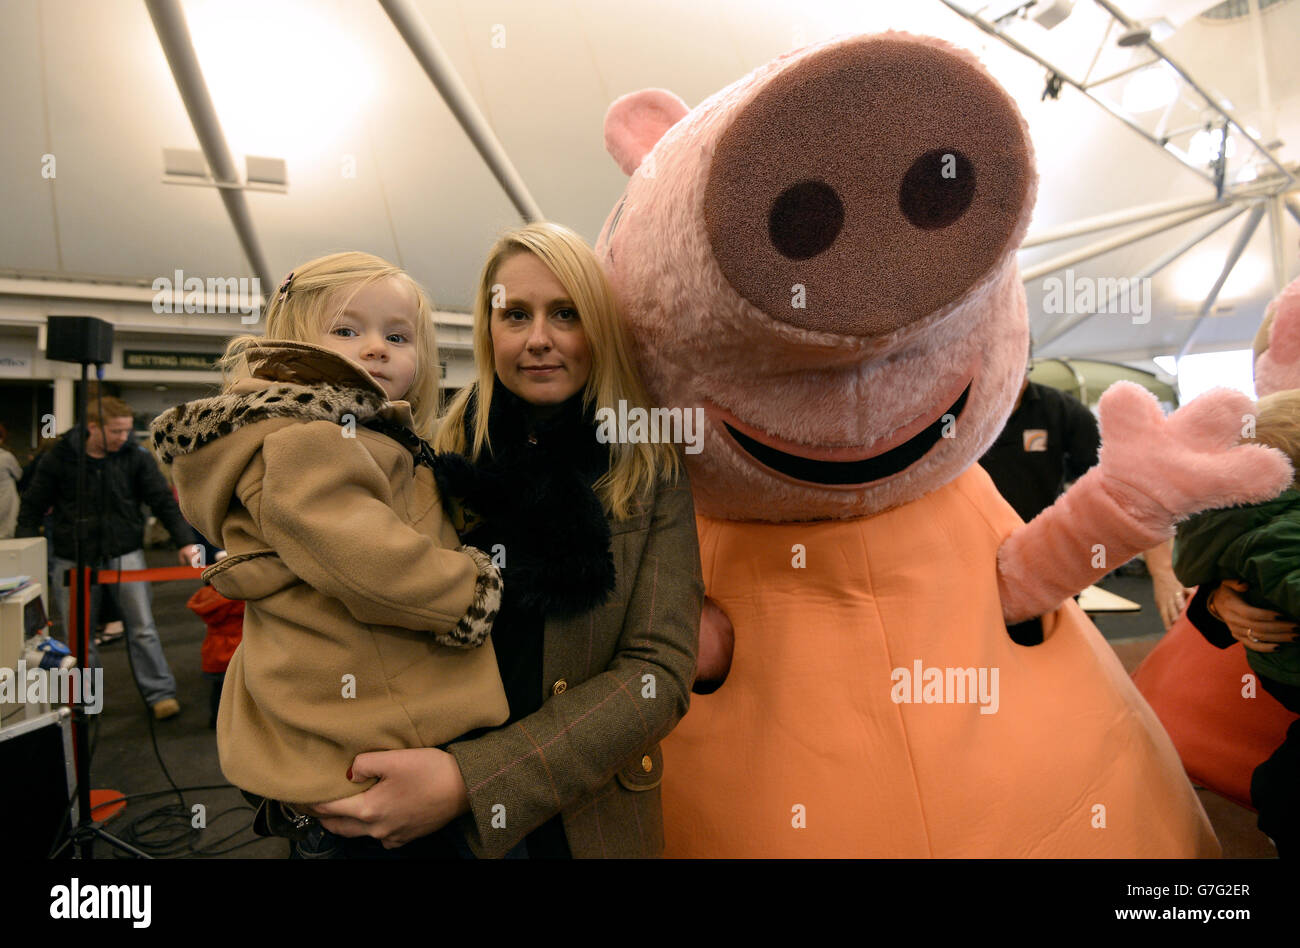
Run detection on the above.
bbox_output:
[640,754,653,773]
[551,679,567,696]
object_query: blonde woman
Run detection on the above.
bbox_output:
[309,223,704,858]
[152,251,507,857]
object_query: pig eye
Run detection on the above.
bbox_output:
[768,180,844,260]
[899,148,975,230]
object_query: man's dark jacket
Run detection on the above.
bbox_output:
[16,426,195,563]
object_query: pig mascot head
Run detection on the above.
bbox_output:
[598,31,1037,522]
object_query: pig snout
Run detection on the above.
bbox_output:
[703,36,1034,338]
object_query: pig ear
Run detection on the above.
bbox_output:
[604,89,689,176]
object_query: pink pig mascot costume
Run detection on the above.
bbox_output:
[595,32,1293,857]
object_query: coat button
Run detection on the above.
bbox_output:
[551,679,567,696]
[641,754,653,773]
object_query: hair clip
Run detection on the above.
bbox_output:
[277,271,295,304]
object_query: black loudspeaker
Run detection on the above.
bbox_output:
[46,315,114,365]
[0,708,77,858]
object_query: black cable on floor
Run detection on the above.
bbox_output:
[47,781,272,859]
[111,553,188,811]
[108,801,268,858]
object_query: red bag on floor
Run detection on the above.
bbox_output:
[186,584,244,675]
[1133,592,1299,809]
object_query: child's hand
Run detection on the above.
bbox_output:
[305,748,470,848]
[1152,573,1191,631]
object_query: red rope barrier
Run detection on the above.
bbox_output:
[91,566,206,583]
[63,565,205,664]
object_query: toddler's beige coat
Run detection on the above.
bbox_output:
[152,340,507,804]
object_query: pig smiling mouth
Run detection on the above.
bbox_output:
[719,382,972,486]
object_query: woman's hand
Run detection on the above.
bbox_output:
[693,596,734,691]
[304,748,471,849]
[1210,580,1300,653]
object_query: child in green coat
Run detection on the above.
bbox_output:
[1174,388,1300,857]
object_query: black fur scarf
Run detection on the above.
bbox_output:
[431,382,616,619]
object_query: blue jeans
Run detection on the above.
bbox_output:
[51,550,178,706]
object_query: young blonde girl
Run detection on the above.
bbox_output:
[150,252,507,847]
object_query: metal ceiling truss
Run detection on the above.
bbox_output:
[939,0,1294,188]
[938,0,1299,359]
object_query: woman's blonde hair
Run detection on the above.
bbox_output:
[433,222,679,519]
[217,251,441,437]
[1247,389,1300,490]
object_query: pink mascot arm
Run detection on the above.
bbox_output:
[997,382,1293,626]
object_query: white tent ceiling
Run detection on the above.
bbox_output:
[2,0,1297,364]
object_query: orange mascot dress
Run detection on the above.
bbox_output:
[672,469,1214,856]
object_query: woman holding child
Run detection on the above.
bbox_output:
[307,222,704,858]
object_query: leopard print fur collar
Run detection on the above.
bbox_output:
[151,379,390,465]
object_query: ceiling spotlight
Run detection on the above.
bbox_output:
[1118,24,1152,47]
[1031,0,1075,30]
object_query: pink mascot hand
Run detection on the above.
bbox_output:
[997,382,1292,627]
[1094,382,1292,527]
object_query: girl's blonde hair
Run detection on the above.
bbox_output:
[217,251,441,437]
[432,221,679,519]
[1248,389,1300,490]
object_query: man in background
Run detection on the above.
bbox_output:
[16,396,201,719]
[979,352,1100,525]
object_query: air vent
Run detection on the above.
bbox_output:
[1200,0,1290,21]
